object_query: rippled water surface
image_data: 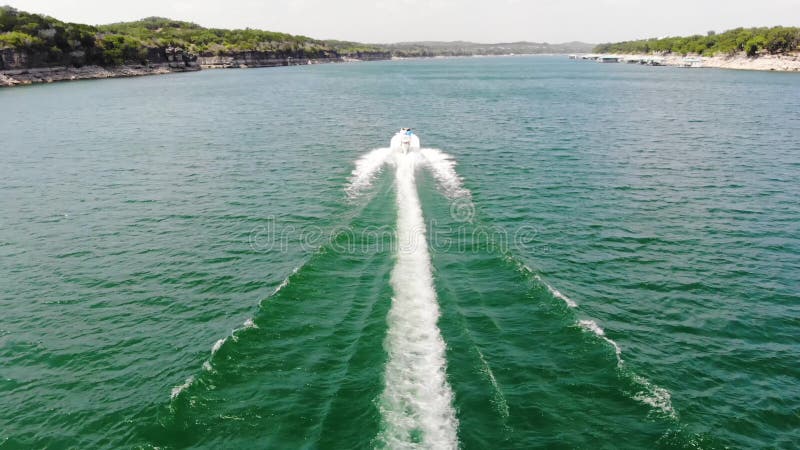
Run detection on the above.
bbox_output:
[1,57,799,449]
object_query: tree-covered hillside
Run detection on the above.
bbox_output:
[98,17,331,57]
[0,6,337,66]
[594,27,800,57]
[0,6,105,63]
[1,6,588,69]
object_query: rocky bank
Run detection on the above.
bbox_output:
[195,50,389,68]
[0,46,200,87]
[613,52,800,72]
[0,46,392,87]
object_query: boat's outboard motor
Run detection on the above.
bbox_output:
[391,128,421,154]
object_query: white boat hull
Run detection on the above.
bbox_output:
[391,133,421,154]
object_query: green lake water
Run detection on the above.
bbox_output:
[1,56,799,449]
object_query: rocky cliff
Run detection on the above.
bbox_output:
[0,46,393,87]
[0,45,200,87]
[0,45,198,71]
[196,50,390,68]
[197,49,335,68]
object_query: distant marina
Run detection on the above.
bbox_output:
[569,52,800,71]
[571,53,683,67]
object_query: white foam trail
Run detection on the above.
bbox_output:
[272,276,291,295]
[171,375,194,400]
[258,267,299,308]
[210,338,226,356]
[515,261,578,308]
[419,148,471,199]
[377,152,459,449]
[170,317,260,399]
[515,261,675,418]
[475,346,509,420]
[534,274,578,308]
[579,320,622,360]
[631,374,675,417]
[578,319,676,418]
[548,286,578,308]
[345,147,392,198]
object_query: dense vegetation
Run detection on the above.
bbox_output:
[0,6,106,63]
[3,5,798,69]
[0,6,337,67]
[98,17,331,56]
[1,5,593,69]
[324,40,386,55]
[595,27,800,57]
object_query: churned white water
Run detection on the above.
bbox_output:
[419,148,470,199]
[170,375,195,400]
[346,147,392,198]
[377,151,459,449]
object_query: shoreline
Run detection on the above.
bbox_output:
[3,52,799,88]
[0,63,200,87]
[0,56,387,88]
[598,52,800,72]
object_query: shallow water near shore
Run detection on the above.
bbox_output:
[1,56,799,448]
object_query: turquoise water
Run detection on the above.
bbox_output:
[1,56,799,449]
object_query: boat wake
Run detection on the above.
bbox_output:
[515,261,677,419]
[346,146,469,201]
[169,317,259,401]
[346,147,393,199]
[377,151,459,449]
[169,132,677,444]
[348,133,679,423]
[418,148,471,200]
[169,267,299,403]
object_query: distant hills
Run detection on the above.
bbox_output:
[0,5,593,71]
[366,41,595,57]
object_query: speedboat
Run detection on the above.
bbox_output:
[391,128,421,154]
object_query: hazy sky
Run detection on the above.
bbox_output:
[4,0,799,43]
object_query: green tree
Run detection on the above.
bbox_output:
[745,36,767,56]
[594,26,800,56]
[0,30,43,48]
